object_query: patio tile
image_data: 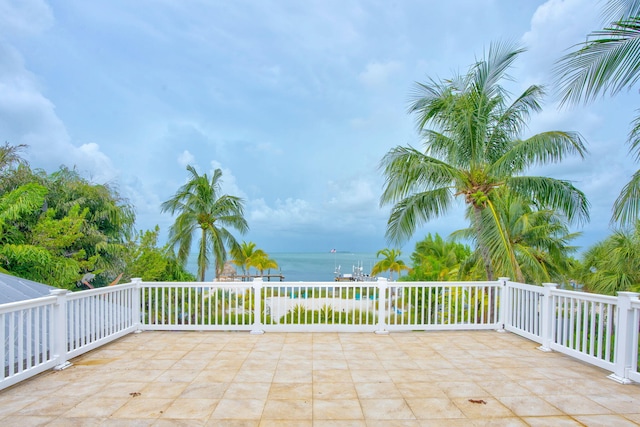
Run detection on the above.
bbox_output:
[313,399,364,420]
[543,394,612,415]
[3,330,640,425]
[160,397,216,419]
[573,414,640,426]
[268,382,313,400]
[209,398,266,420]
[110,397,174,419]
[313,382,358,399]
[497,395,563,416]
[521,416,587,426]
[360,398,416,420]
[224,382,271,399]
[261,399,312,419]
[405,397,466,419]
[354,381,403,399]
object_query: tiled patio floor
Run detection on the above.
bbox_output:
[2,330,640,426]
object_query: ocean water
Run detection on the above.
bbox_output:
[186,252,407,282]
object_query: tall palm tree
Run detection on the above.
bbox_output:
[380,42,589,280]
[371,248,410,281]
[555,0,640,226]
[161,165,248,281]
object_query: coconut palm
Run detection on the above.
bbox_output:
[161,165,248,281]
[231,241,260,275]
[455,191,580,284]
[577,222,640,295]
[555,0,640,226]
[380,42,589,280]
[371,248,410,281]
[252,252,279,277]
[406,233,474,281]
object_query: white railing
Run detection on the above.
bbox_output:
[137,279,502,333]
[2,276,640,390]
[1,294,58,390]
[1,285,138,391]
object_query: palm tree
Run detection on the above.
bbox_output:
[455,191,580,284]
[555,0,640,226]
[577,222,640,295]
[407,233,473,281]
[252,252,279,277]
[380,42,589,280]
[161,165,248,281]
[0,142,28,171]
[231,241,259,276]
[371,248,410,281]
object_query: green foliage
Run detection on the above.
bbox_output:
[404,233,473,281]
[0,244,81,289]
[124,226,196,282]
[577,222,640,295]
[0,149,135,288]
[380,42,589,280]
[455,191,580,284]
[371,248,410,280]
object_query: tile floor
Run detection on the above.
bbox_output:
[2,330,640,426]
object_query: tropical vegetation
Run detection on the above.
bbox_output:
[371,248,410,280]
[454,190,580,285]
[230,241,279,279]
[380,42,589,281]
[403,233,475,281]
[161,165,249,281]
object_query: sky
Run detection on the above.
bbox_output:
[0,0,637,254]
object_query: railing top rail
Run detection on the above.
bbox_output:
[66,283,137,300]
[506,281,546,293]
[137,280,502,288]
[0,294,57,313]
[550,288,618,304]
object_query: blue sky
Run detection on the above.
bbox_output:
[0,0,636,254]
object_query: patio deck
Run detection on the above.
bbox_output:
[1,330,640,426]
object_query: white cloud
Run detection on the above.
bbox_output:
[358,60,403,87]
[0,0,53,37]
[177,150,195,167]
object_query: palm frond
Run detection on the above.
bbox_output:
[385,188,453,245]
[491,131,587,176]
[555,17,640,104]
[613,168,640,226]
[506,176,590,225]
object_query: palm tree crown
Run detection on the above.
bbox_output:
[371,248,410,281]
[161,165,248,281]
[380,42,589,280]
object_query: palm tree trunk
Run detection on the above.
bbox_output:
[473,206,494,280]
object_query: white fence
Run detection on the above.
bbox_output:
[2,277,640,391]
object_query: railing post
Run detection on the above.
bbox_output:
[608,291,640,384]
[538,283,558,352]
[496,277,509,332]
[251,278,265,334]
[51,289,72,370]
[375,277,389,335]
[132,278,142,332]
